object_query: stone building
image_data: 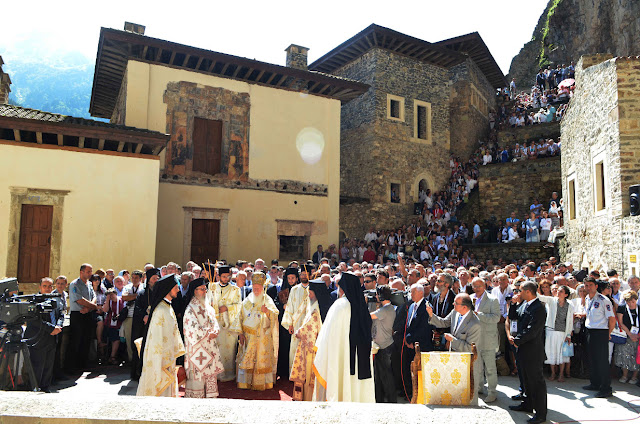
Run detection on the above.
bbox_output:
[308,25,505,238]
[561,54,640,276]
[89,23,368,265]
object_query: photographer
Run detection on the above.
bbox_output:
[371,285,396,403]
[24,277,64,392]
[103,287,125,365]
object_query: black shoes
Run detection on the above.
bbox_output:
[509,404,533,413]
[582,385,598,391]
[511,393,525,401]
[595,391,613,398]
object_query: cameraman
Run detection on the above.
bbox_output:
[24,277,64,392]
[371,285,397,403]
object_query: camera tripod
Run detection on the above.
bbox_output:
[0,324,40,391]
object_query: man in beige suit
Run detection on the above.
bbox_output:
[471,277,501,403]
[427,293,482,405]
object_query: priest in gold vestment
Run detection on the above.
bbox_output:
[136,275,186,397]
[290,278,333,401]
[209,265,241,382]
[231,272,279,390]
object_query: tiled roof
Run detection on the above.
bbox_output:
[0,104,166,136]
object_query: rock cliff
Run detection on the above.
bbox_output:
[508,0,640,87]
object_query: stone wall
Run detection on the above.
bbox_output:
[561,55,640,275]
[464,242,557,265]
[335,48,453,238]
[497,121,560,147]
[449,58,496,160]
[478,156,561,222]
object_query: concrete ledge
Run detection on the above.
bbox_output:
[0,391,515,424]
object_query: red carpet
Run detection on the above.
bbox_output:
[178,377,294,400]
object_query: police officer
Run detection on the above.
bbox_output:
[582,276,615,398]
[25,277,64,392]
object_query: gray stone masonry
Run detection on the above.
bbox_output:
[561,54,640,275]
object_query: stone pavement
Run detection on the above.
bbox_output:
[0,365,639,423]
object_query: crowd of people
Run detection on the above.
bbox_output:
[21,253,632,423]
[478,137,560,166]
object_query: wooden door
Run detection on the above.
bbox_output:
[191,219,220,266]
[17,204,53,285]
[192,118,223,175]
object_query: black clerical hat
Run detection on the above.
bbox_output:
[218,265,231,275]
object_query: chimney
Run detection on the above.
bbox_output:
[124,21,146,35]
[0,56,12,104]
[285,44,309,71]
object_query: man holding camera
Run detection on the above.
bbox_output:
[25,277,64,392]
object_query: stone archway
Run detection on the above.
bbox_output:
[411,172,436,203]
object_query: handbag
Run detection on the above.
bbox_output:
[610,317,627,344]
[562,341,574,357]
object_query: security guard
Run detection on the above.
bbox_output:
[582,277,615,398]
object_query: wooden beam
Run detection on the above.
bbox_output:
[98,139,105,151]
[265,72,277,84]
[36,132,43,144]
[141,45,149,60]
[13,129,20,142]
[153,145,164,155]
[254,69,265,82]
[232,65,242,78]
[155,47,163,61]
[276,75,289,86]
[135,143,143,154]
[57,134,64,146]
[372,31,378,46]
[0,116,169,147]
[195,56,204,70]
[242,68,254,79]
[117,141,125,152]
[169,51,177,65]
[181,54,191,67]
[393,41,407,51]
[78,136,85,148]
[207,60,217,72]
[220,63,231,75]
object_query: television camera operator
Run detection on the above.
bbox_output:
[23,277,65,392]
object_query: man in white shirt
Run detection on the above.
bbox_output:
[364,228,378,244]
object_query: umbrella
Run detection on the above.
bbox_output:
[558,78,575,89]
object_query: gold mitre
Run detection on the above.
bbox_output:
[251,272,268,287]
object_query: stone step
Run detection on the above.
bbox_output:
[497,121,560,147]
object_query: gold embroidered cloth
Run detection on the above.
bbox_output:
[421,352,472,406]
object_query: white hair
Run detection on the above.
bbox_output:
[410,283,424,293]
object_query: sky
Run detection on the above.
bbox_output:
[2,0,549,74]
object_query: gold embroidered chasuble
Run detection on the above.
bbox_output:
[230,292,279,390]
[281,283,309,372]
[136,301,185,397]
[290,300,322,401]
[208,282,241,381]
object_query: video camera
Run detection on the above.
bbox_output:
[364,287,408,307]
[0,278,60,328]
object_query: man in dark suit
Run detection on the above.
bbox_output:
[25,277,64,392]
[400,283,434,399]
[427,292,482,405]
[509,281,547,424]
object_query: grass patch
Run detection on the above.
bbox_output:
[538,0,564,68]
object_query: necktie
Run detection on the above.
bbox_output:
[455,314,463,333]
